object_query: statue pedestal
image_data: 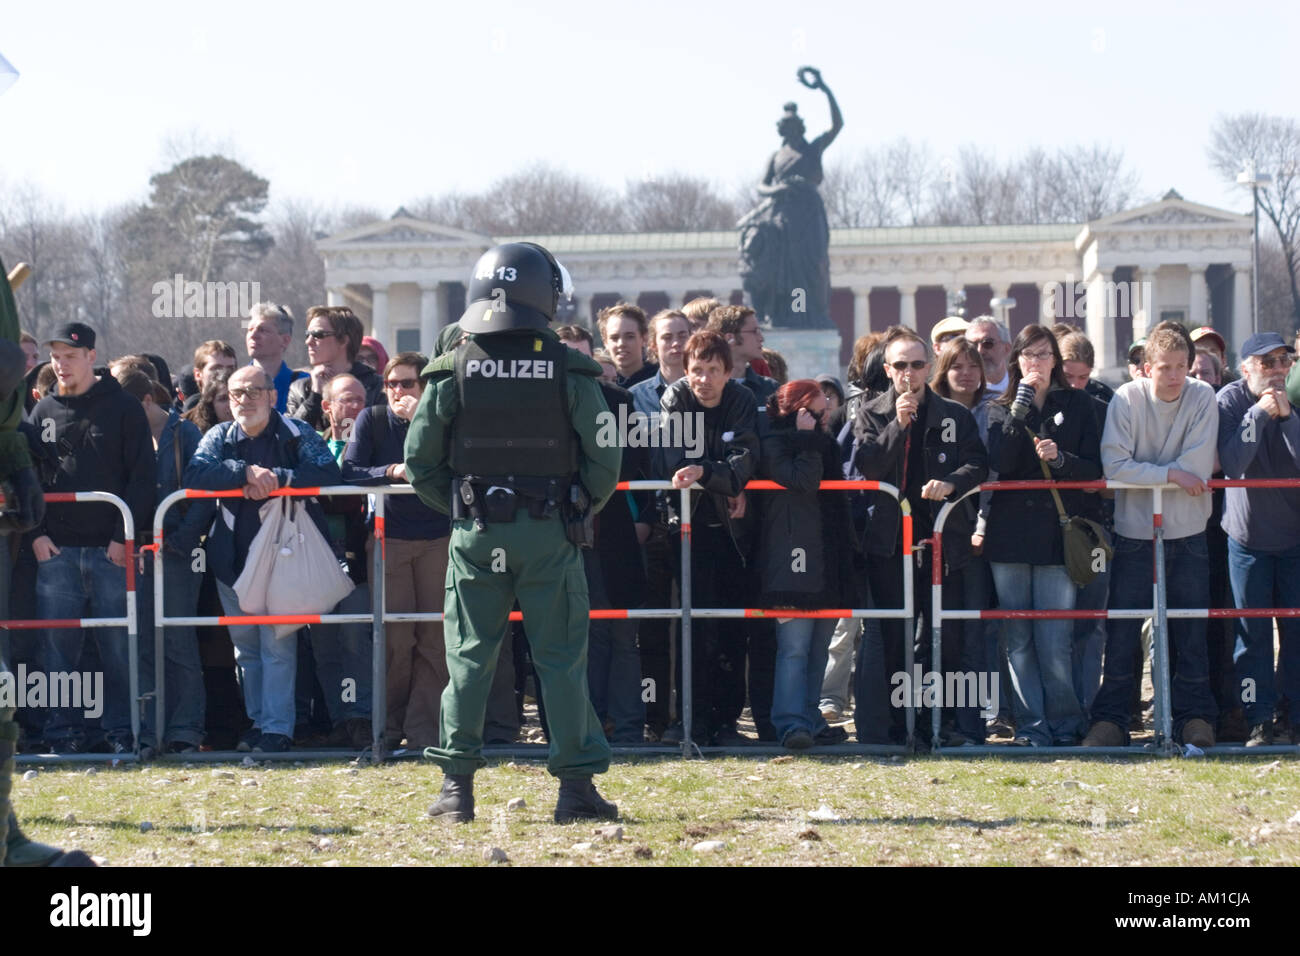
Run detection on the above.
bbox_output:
[762,328,843,382]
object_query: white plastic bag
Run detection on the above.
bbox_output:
[233,497,355,638]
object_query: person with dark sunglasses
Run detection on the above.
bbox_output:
[852,326,988,746]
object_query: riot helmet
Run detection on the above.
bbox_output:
[458,242,573,334]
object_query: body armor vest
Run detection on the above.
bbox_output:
[450,332,577,481]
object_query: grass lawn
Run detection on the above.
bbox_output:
[12,753,1300,866]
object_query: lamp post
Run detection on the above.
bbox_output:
[990,296,1017,331]
[1237,161,1273,336]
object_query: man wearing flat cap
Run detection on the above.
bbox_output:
[1216,330,1300,746]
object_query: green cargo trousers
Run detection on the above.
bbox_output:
[424,512,611,779]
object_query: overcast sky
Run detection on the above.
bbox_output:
[2,0,1295,223]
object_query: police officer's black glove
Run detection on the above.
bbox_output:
[0,466,45,534]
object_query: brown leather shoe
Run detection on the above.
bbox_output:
[1080,721,1127,747]
[1181,718,1215,749]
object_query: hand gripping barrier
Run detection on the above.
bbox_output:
[152,481,912,761]
[7,492,141,764]
[929,478,1300,756]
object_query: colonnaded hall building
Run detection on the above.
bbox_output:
[318,190,1255,383]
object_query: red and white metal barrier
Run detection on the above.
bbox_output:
[4,492,141,762]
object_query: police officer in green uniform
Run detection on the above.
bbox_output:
[0,255,93,866]
[406,242,622,824]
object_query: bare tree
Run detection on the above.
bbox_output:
[622,173,741,231]
[1053,144,1141,223]
[822,147,902,228]
[1208,113,1300,324]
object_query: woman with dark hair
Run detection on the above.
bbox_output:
[984,324,1102,747]
[183,368,233,434]
[757,379,857,749]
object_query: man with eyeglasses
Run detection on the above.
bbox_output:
[706,305,778,407]
[965,315,1012,400]
[184,365,343,753]
[852,326,988,745]
[1216,331,1300,746]
[287,306,384,430]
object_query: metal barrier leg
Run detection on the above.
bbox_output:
[153,548,165,756]
[371,494,387,764]
[1152,489,1174,751]
[679,487,695,759]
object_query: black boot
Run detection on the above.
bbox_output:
[426,774,475,823]
[554,776,618,824]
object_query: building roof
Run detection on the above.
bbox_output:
[496,222,1080,254]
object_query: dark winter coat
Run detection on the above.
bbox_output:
[28,373,155,546]
[183,410,342,586]
[983,384,1103,566]
[757,419,858,609]
[593,383,651,611]
[852,384,988,573]
[655,378,759,562]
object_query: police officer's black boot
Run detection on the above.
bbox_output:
[554,775,618,824]
[427,773,475,823]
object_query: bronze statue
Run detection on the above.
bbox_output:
[739,66,843,330]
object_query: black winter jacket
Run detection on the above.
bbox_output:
[593,383,651,611]
[655,378,759,561]
[28,373,155,546]
[983,384,1102,566]
[853,385,988,573]
[286,360,385,431]
[757,421,858,609]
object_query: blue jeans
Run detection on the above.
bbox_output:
[216,579,297,737]
[991,562,1085,745]
[310,584,374,724]
[37,546,132,745]
[1091,534,1217,740]
[137,550,207,746]
[773,617,835,741]
[584,550,644,741]
[1226,536,1300,726]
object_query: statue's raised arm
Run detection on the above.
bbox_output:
[798,66,842,150]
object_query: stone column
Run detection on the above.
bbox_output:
[898,285,918,331]
[571,294,590,329]
[1187,264,1208,329]
[1135,266,1159,337]
[852,286,872,340]
[370,285,390,350]
[419,283,440,355]
[327,287,348,308]
[1232,265,1253,355]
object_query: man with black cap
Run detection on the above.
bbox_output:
[406,242,622,823]
[1217,330,1300,746]
[27,321,155,754]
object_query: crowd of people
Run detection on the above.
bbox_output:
[6,293,1297,755]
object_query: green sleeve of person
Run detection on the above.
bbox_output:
[405,353,458,515]
[1287,358,1300,409]
[567,362,620,513]
[0,254,32,479]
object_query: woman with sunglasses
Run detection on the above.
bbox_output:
[984,324,1102,747]
[757,380,857,749]
[341,352,450,752]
